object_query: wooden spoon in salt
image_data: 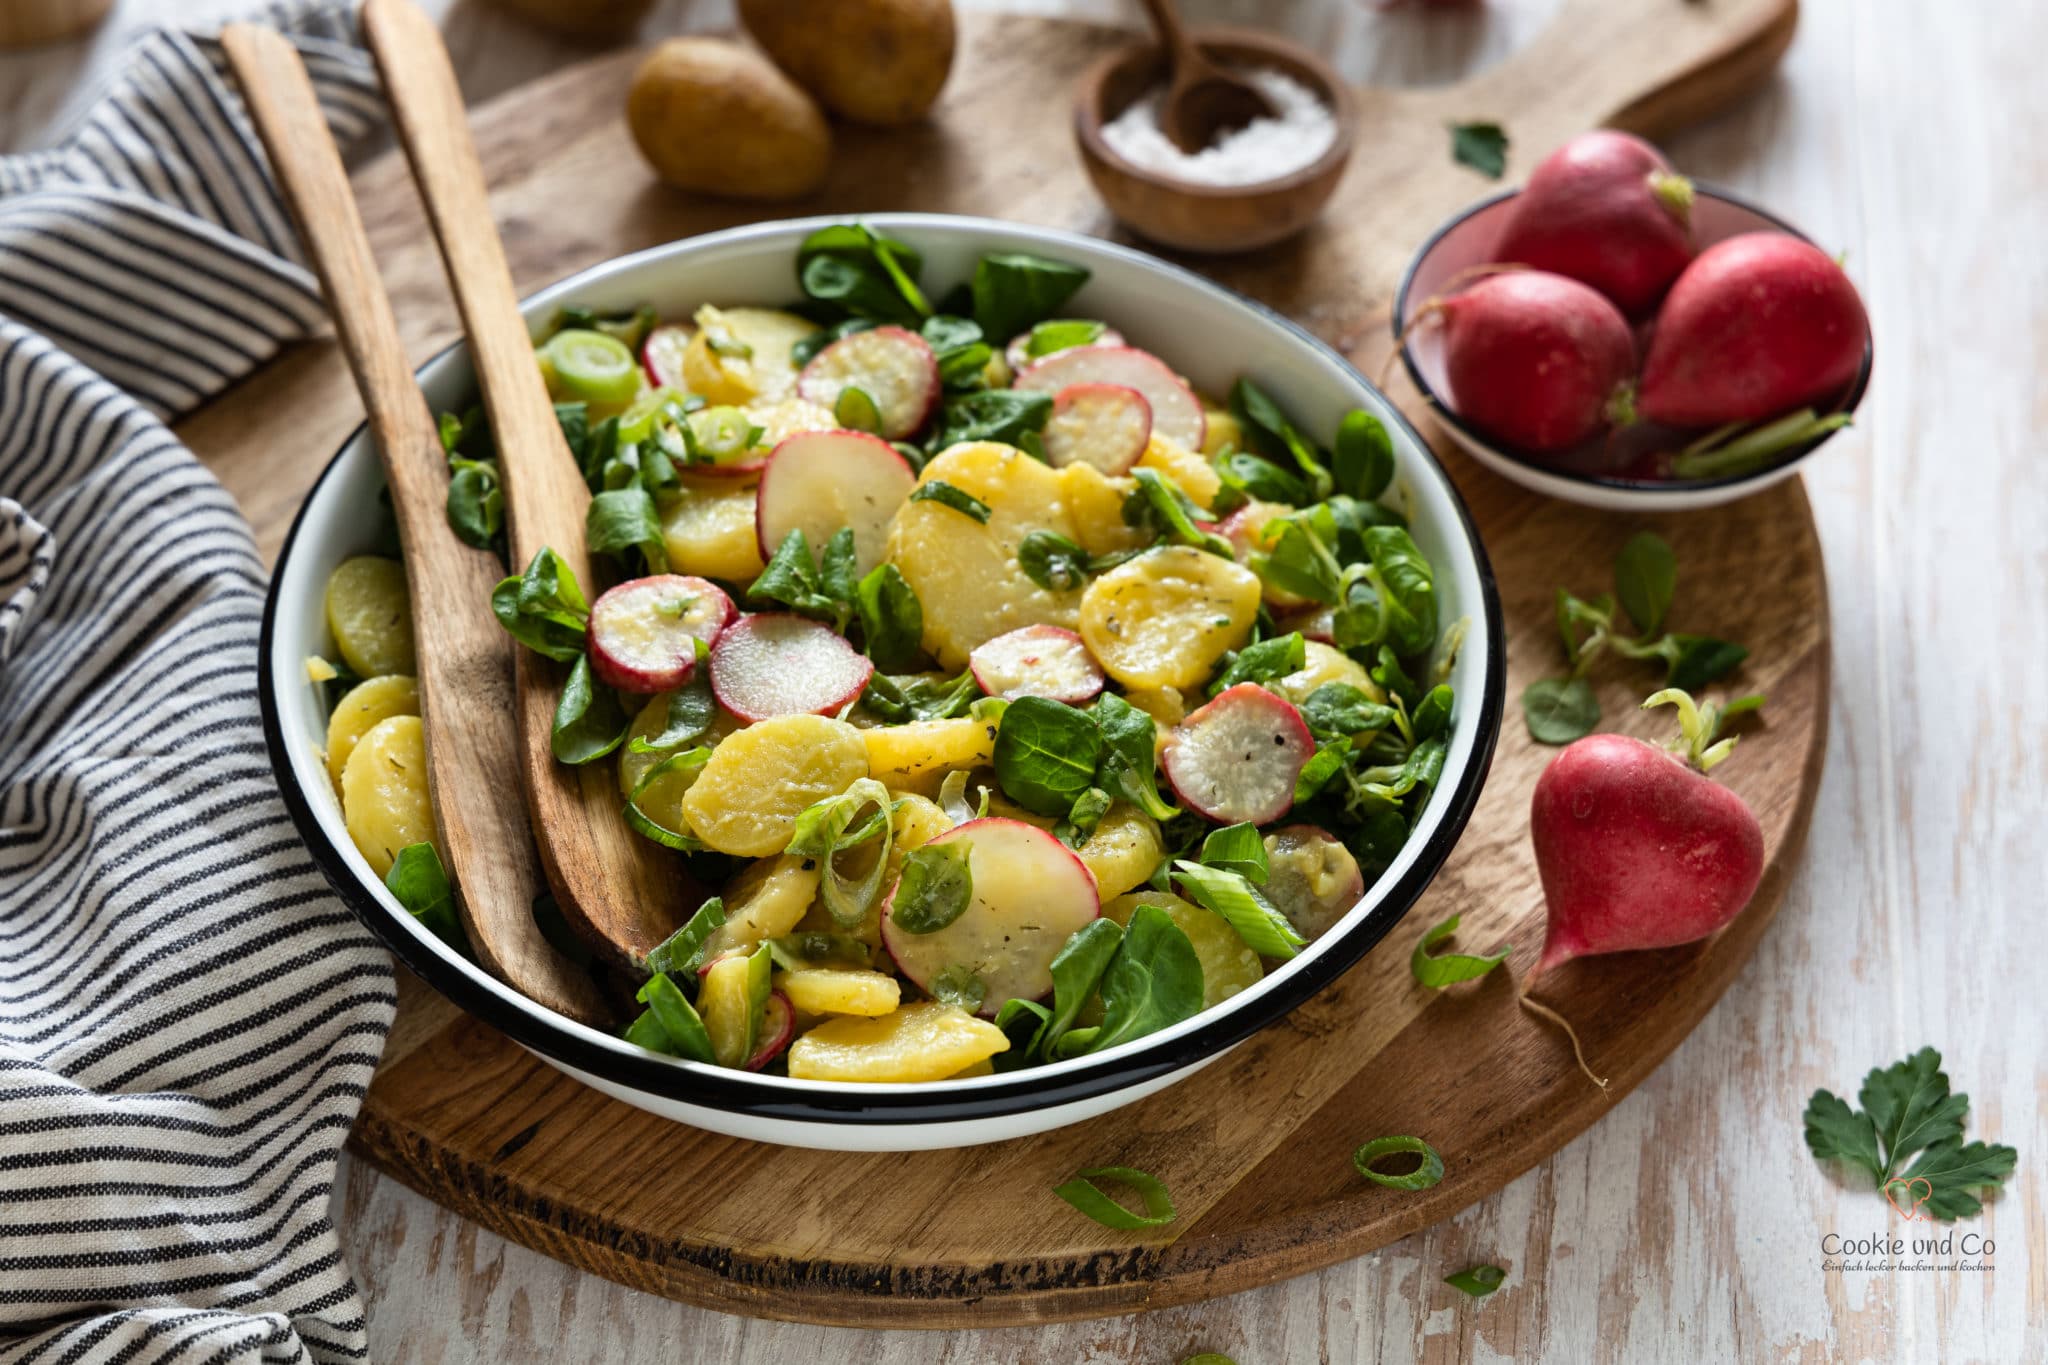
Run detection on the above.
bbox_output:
[1136,0,1279,154]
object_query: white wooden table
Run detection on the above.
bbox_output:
[6,2,2041,1360]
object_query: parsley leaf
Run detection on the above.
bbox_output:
[1898,1139,2019,1221]
[1803,1048,2016,1220]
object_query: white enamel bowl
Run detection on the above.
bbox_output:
[261,214,1505,1151]
[1395,186,1873,512]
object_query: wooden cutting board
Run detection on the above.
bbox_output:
[178,0,1825,1327]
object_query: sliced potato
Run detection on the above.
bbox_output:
[1271,640,1384,707]
[1137,433,1221,511]
[1122,685,1187,731]
[341,715,435,879]
[746,394,836,445]
[861,717,1000,788]
[1106,890,1263,1008]
[1079,546,1261,691]
[325,674,418,790]
[786,1001,1009,1082]
[324,556,415,677]
[705,853,822,956]
[698,952,762,1068]
[1200,405,1244,457]
[1057,463,1146,557]
[1073,802,1163,901]
[679,714,868,857]
[680,304,817,405]
[617,694,741,835]
[775,967,901,1017]
[886,441,1086,668]
[659,475,767,582]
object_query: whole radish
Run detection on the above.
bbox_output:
[1491,131,1697,317]
[1528,689,1764,980]
[1637,232,1869,427]
[1431,271,1637,454]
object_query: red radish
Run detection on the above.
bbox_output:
[1004,325,1123,375]
[1491,131,1697,317]
[1528,689,1764,980]
[587,575,734,693]
[1276,604,1336,644]
[754,429,915,574]
[745,991,795,1071]
[880,817,1100,1017]
[1636,232,1869,427]
[1261,825,1365,940]
[796,326,941,439]
[1039,384,1152,475]
[1220,501,1309,609]
[709,613,875,722]
[1431,271,1637,454]
[641,322,691,389]
[1161,683,1315,825]
[968,625,1105,703]
[1014,345,1206,450]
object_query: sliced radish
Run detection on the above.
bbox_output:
[709,612,875,723]
[1161,682,1315,825]
[968,625,1105,704]
[746,991,795,1071]
[1261,826,1365,941]
[1276,604,1336,644]
[1039,384,1152,475]
[588,575,734,694]
[1004,325,1124,376]
[796,326,940,440]
[881,817,1100,1017]
[641,322,692,389]
[1014,345,1205,450]
[754,429,916,575]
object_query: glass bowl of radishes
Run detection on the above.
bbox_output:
[261,215,1504,1150]
[1394,132,1873,512]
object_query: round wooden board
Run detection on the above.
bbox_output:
[180,0,1823,1329]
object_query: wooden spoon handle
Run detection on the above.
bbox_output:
[361,0,698,965]
[220,22,610,1023]
[1136,0,1205,71]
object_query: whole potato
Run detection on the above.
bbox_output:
[626,39,831,200]
[738,0,955,127]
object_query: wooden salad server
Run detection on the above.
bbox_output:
[1135,0,1277,154]
[221,24,612,1022]
[359,0,697,967]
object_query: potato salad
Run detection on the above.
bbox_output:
[316,224,1459,1083]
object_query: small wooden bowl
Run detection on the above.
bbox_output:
[1074,26,1355,255]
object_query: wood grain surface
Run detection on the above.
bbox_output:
[220,20,612,1023]
[8,0,2042,1360]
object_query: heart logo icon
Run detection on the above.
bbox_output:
[1884,1175,1933,1222]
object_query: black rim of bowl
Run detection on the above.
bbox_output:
[258,217,1507,1127]
[1392,183,1875,495]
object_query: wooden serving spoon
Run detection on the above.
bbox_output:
[1135,0,1277,154]
[220,23,612,1023]
[357,0,699,970]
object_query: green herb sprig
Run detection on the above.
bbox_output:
[1804,1048,2016,1220]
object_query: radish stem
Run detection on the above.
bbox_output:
[1669,408,1851,479]
[1519,995,1609,1089]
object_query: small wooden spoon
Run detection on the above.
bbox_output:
[220,23,611,1023]
[360,0,698,968]
[1136,0,1277,154]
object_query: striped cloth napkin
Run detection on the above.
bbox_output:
[1,7,397,1362]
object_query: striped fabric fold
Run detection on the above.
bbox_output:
[0,7,395,1363]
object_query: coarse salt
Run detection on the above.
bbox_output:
[1101,67,1336,187]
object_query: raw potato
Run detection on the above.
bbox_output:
[1072,802,1163,901]
[787,1001,1008,1082]
[775,968,901,1017]
[1079,546,1261,690]
[1272,640,1384,707]
[627,39,830,201]
[325,674,417,790]
[885,441,1084,668]
[341,715,436,879]
[1107,890,1263,1007]
[682,305,818,405]
[705,854,822,956]
[1137,433,1221,511]
[1058,463,1147,557]
[324,556,415,677]
[679,714,868,856]
[660,476,767,582]
[738,0,955,127]
[861,717,999,788]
